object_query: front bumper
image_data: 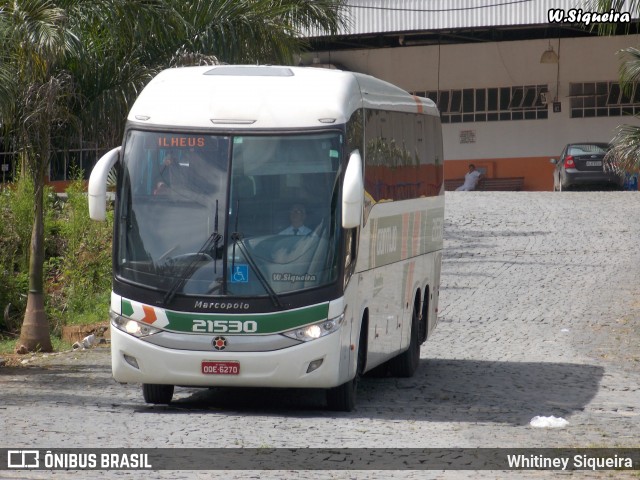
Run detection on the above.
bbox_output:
[564,170,623,188]
[110,324,348,389]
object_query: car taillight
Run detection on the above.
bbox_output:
[564,155,575,168]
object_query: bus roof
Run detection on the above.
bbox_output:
[127,65,438,130]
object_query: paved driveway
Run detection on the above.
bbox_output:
[1,191,639,479]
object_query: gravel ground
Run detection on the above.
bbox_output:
[1,191,639,479]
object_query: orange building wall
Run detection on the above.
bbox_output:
[445,157,556,191]
[46,179,74,194]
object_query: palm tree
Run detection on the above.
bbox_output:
[590,0,640,173]
[0,0,346,353]
[604,47,640,174]
[71,0,346,147]
[0,0,81,352]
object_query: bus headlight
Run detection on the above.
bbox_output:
[110,312,161,338]
[282,313,345,342]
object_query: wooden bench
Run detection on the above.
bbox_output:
[444,176,525,191]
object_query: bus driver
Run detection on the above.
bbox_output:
[279,203,312,236]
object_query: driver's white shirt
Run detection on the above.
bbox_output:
[279,225,312,235]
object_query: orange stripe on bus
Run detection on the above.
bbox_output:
[142,305,157,324]
[412,96,424,114]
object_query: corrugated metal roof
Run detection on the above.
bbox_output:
[338,0,635,35]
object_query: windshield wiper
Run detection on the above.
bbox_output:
[162,231,222,306]
[163,200,222,306]
[229,200,282,309]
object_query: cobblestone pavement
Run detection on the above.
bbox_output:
[1,191,639,479]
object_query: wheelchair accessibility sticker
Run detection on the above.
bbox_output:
[231,264,249,283]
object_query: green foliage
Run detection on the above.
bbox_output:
[0,174,39,333]
[0,173,57,332]
[603,47,640,174]
[47,177,113,331]
[591,2,640,173]
[8,173,36,270]
[0,174,113,337]
[0,0,346,346]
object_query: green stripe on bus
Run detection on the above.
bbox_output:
[122,300,134,317]
[121,299,330,334]
[165,303,329,334]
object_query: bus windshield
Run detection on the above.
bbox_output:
[116,130,343,300]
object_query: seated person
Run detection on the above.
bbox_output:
[279,203,312,236]
[456,164,482,191]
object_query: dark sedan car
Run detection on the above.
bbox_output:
[550,143,624,191]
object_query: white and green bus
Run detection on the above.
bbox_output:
[89,65,444,411]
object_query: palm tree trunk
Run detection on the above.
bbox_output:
[17,167,52,353]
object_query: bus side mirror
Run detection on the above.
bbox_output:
[89,147,121,221]
[342,150,363,229]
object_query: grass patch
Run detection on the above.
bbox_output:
[0,335,74,356]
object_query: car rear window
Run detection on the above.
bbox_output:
[568,144,609,155]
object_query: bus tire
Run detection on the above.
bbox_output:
[142,384,174,404]
[326,318,367,412]
[419,288,429,344]
[326,377,357,412]
[388,300,420,378]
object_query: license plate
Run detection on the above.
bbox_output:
[201,360,240,375]
[586,161,602,167]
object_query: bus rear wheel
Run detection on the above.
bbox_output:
[142,384,174,404]
[388,301,420,377]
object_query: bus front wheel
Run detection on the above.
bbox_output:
[326,319,367,412]
[142,384,174,404]
[326,376,357,412]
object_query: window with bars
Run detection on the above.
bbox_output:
[569,81,640,118]
[415,85,549,123]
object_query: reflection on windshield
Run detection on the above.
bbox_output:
[226,134,342,296]
[116,131,342,299]
[117,132,229,297]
